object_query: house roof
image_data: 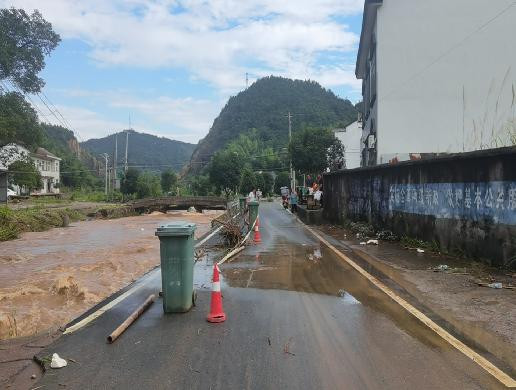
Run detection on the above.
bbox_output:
[32,147,61,161]
[355,0,383,79]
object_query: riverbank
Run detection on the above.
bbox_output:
[0,202,134,242]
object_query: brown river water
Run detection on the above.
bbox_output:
[0,210,221,340]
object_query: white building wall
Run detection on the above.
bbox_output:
[376,0,516,161]
[335,121,362,169]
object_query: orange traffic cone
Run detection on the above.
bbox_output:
[207,263,226,323]
[253,220,262,243]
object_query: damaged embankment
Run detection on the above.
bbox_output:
[0,205,136,241]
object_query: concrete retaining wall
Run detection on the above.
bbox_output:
[323,147,516,267]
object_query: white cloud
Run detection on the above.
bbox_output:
[36,89,222,143]
[4,0,362,93]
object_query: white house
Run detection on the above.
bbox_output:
[0,143,61,195]
[334,120,362,169]
[357,0,516,166]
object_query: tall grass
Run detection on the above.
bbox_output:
[0,206,86,241]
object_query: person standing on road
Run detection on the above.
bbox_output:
[290,190,298,213]
[248,188,257,202]
[256,188,262,201]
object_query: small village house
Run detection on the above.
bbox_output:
[0,143,61,196]
[357,0,516,166]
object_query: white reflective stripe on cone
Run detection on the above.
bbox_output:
[212,281,221,292]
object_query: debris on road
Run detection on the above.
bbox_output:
[416,248,425,253]
[107,294,155,343]
[50,353,67,369]
[359,242,366,245]
[283,337,295,356]
[267,337,271,346]
[434,264,449,272]
[366,239,378,245]
[477,281,515,290]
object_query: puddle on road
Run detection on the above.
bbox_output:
[221,239,451,349]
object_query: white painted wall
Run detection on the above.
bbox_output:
[335,121,362,169]
[376,0,516,159]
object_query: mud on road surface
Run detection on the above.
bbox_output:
[0,210,222,340]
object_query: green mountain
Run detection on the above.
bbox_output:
[185,76,358,174]
[81,130,196,173]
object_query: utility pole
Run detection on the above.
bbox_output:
[114,133,118,190]
[101,153,109,195]
[288,111,295,191]
[124,130,129,172]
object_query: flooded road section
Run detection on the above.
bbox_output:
[0,210,222,340]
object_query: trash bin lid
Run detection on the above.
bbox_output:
[155,221,196,237]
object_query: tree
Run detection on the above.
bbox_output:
[327,139,345,171]
[289,127,341,174]
[161,169,177,193]
[121,168,140,195]
[239,167,256,194]
[274,171,290,194]
[209,150,244,193]
[0,8,61,93]
[0,91,42,147]
[261,172,274,195]
[136,172,161,199]
[191,175,213,196]
[8,157,41,192]
[255,172,265,193]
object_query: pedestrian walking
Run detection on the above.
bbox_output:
[290,190,298,213]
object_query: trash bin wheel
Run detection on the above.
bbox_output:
[192,290,197,307]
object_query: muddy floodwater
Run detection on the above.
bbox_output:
[0,210,222,340]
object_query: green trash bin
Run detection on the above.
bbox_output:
[155,221,197,313]
[248,200,259,228]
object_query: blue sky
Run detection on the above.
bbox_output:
[2,1,364,144]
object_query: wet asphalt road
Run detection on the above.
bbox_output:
[35,202,504,389]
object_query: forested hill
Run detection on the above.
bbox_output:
[185,76,358,174]
[81,130,196,172]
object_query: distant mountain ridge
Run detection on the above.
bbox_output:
[185,76,358,175]
[81,130,196,172]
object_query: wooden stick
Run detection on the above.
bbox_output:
[107,294,155,343]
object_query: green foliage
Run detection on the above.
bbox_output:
[274,171,290,194]
[40,123,100,190]
[190,175,214,196]
[261,172,274,195]
[8,157,42,191]
[239,167,256,194]
[161,169,177,193]
[289,127,341,174]
[327,138,345,171]
[188,76,357,175]
[0,8,60,93]
[0,91,42,147]
[254,173,265,193]
[81,130,195,173]
[136,171,161,199]
[121,168,140,195]
[209,150,244,193]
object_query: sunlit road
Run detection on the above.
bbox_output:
[36,202,504,389]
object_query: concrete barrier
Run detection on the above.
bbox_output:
[323,147,516,267]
